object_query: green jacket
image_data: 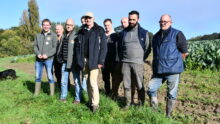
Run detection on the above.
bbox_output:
[34,31,58,60]
[57,31,77,69]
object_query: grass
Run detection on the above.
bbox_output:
[0,58,178,124]
[1,56,220,124]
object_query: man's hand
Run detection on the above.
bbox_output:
[182,53,188,59]
[42,54,48,59]
[98,64,103,69]
[38,54,42,59]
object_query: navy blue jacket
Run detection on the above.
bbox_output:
[152,27,184,74]
[119,24,151,61]
[75,23,107,70]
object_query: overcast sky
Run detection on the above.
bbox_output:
[1,0,219,39]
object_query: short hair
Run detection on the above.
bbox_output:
[81,16,85,20]
[103,18,112,24]
[42,18,51,25]
[129,10,139,18]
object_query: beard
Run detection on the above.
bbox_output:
[128,22,138,29]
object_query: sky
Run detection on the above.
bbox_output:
[0,0,219,39]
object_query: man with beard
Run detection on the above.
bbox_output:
[119,10,151,109]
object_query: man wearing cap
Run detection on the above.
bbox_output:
[119,10,151,109]
[75,12,107,112]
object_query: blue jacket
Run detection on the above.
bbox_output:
[75,23,107,70]
[152,27,184,74]
[119,24,151,61]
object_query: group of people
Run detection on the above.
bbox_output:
[33,10,188,117]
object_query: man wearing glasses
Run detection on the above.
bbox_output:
[147,14,188,118]
[75,12,107,112]
[57,18,79,103]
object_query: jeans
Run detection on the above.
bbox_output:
[60,63,86,101]
[147,74,180,100]
[35,59,54,83]
[74,69,87,101]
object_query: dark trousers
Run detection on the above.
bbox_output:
[102,62,123,97]
[54,60,62,87]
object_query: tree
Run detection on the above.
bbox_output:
[0,30,30,57]
[19,10,31,40]
[28,0,41,41]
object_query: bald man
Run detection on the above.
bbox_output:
[121,17,129,29]
[147,14,188,117]
[54,24,64,88]
[57,19,81,103]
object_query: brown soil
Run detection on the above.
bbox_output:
[2,61,220,124]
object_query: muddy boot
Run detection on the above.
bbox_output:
[166,99,176,118]
[49,83,55,96]
[123,89,131,110]
[150,96,158,110]
[34,82,41,96]
[138,87,145,106]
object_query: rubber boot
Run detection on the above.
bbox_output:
[138,87,145,106]
[150,96,158,110]
[50,83,55,96]
[123,89,131,110]
[166,99,176,118]
[34,82,41,96]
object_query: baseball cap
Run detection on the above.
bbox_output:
[84,12,94,18]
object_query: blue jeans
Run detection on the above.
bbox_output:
[74,69,88,101]
[147,74,180,100]
[60,63,87,100]
[35,59,54,83]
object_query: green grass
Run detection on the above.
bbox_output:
[1,56,219,124]
[0,64,177,124]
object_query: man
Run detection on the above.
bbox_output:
[54,24,64,89]
[102,18,122,98]
[81,16,86,25]
[75,12,107,112]
[120,17,136,104]
[34,19,57,96]
[120,10,151,109]
[147,14,188,117]
[57,19,80,103]
[121,17,129,29]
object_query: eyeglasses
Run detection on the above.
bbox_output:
[159,21,170,24]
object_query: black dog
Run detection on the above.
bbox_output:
[0,69,17,80]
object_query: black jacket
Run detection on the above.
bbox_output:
[75,23,107,70]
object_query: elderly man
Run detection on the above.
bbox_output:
[34,19,57,96]
[120,10,151,109]
[147,14,188,117]
[121,17,129,29]
[54,24,64,89]
[75,12,107,112]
